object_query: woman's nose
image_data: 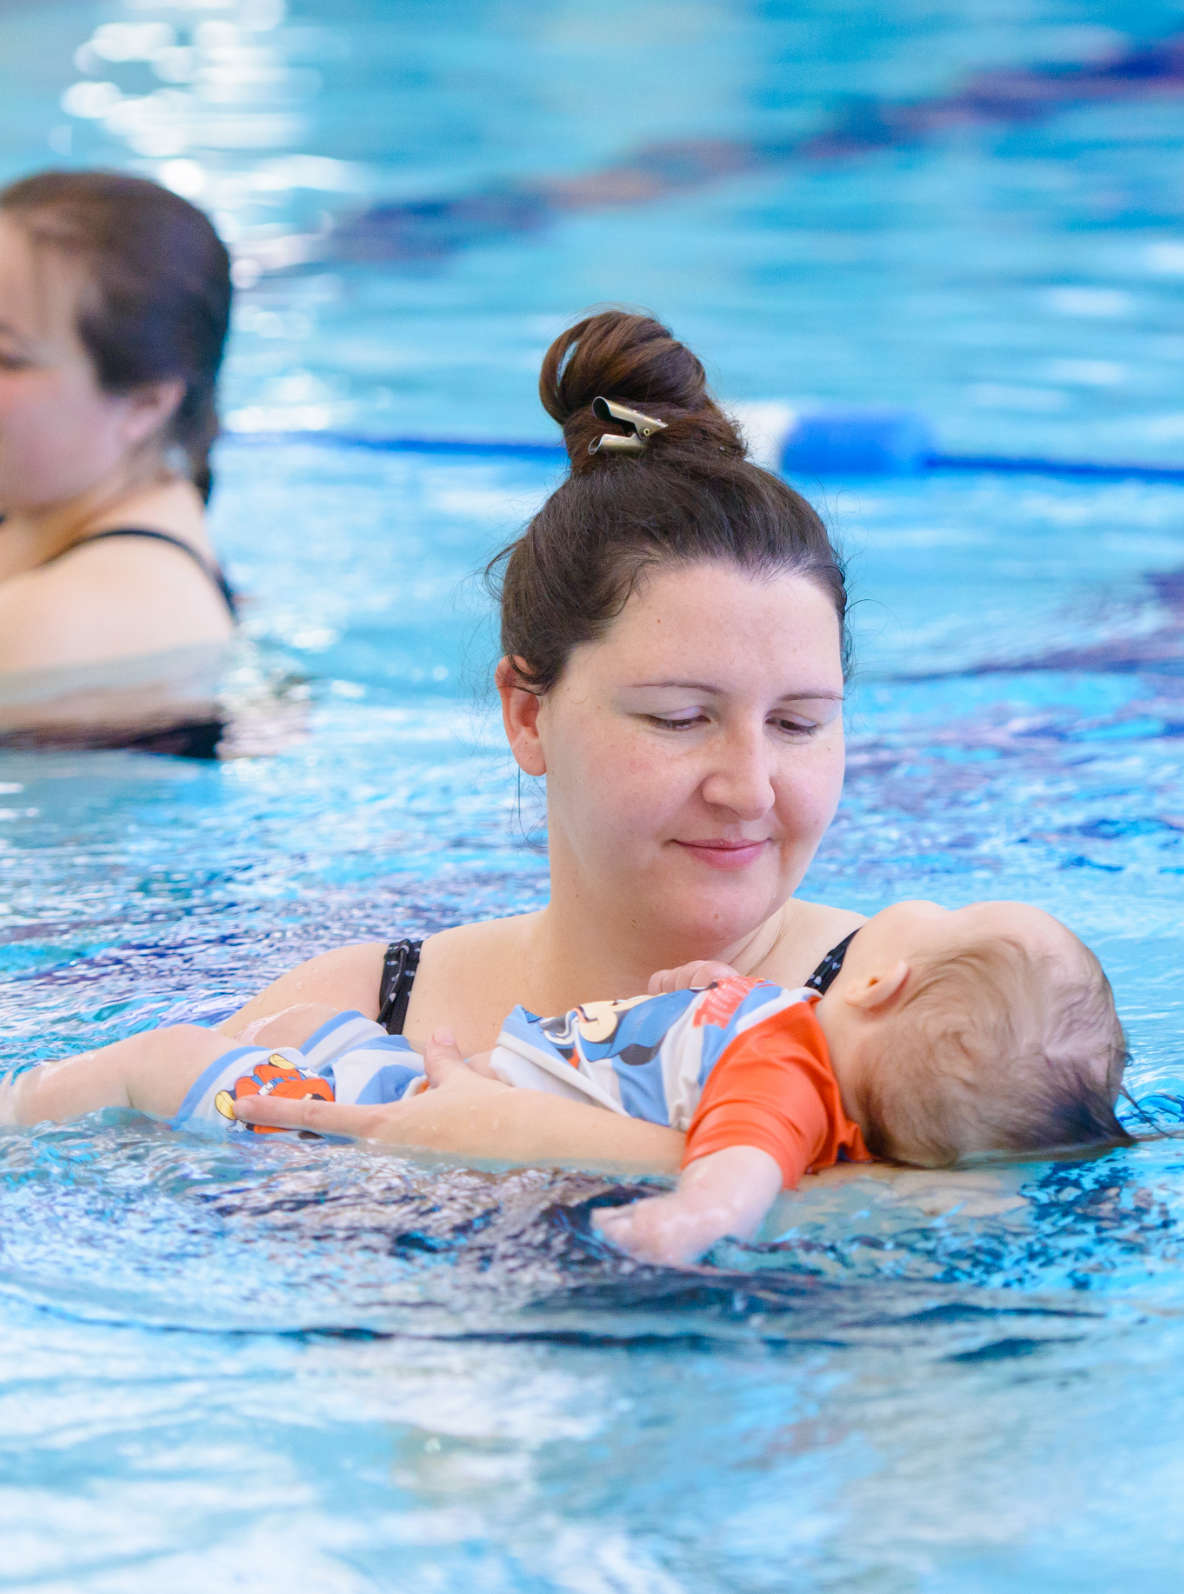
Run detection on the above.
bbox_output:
[699,729,776,818]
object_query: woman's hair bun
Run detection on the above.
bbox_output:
[539,310,745,472]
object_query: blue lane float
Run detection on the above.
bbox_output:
[225,412,1184,485]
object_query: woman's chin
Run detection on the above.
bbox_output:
[659,886,788,956]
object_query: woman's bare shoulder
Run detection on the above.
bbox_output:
[417,912,538,990]
[409,913,541,1051]
[758,897,867,988]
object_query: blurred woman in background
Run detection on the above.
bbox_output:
[0,169,236,753]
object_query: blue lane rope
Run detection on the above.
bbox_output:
[223,421,1184,485]
[928,454,1184,485]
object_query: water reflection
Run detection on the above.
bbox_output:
[0,641,307,759]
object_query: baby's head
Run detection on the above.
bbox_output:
[816,900,1132,1168]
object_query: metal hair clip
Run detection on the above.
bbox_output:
[588,395,668,456]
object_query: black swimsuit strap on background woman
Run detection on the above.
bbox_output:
[377,931,858,1037]
[41,527,238,618]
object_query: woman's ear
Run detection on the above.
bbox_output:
[121,377,186,451]
[496,656,546,776]
[843,959,910,1011]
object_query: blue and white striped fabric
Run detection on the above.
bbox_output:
[172,1009,425,1134]
[173,981,817,1136]
[488,982,816,1129]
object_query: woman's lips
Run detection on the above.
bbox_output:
[673,839,770,870]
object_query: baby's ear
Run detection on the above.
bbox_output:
[844,960,910,1011]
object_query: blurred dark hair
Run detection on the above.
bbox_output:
[0,169,232,504]
[487,310,848,692]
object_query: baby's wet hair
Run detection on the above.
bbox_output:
[858,932,1133,1167]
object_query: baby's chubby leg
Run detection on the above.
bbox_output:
[0,1024,231,1127]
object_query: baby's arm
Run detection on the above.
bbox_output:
[594,990,849,1265]
[593,1145,782,1266]
[0,1023,230,1126]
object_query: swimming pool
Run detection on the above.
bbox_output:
[2,2,1184,1589]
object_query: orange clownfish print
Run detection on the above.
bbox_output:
[214,1053,335,1134]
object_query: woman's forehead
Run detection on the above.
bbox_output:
[0,215,84,348]
[591,560,843,677]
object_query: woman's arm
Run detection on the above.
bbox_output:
[232,1043,685,1173]
[216,942,389,1035]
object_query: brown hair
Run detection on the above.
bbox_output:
[0,169,232,504]
[859,934,1133,1167]
[488,310,849,692]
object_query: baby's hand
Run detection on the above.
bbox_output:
[592,1193,718,1268]
[647,959,743,995]
[593,1146,782,1267]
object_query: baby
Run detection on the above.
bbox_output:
[1,899,1131,1265]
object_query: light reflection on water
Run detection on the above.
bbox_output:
[1,446,1182,1586]
[3,1116,1184,1590]
[2,1,1184,1587]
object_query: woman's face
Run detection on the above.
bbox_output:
[0,215,142,514]
[530,559,847,954]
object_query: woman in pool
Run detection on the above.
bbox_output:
[222,309,863,1168]
[0,169,235,749]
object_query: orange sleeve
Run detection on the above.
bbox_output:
[683,1001,871,1189]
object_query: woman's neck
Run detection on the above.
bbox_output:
[524,894,789,1010]
[0,469,198,579]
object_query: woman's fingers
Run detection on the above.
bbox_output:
[231,1092,387,1137]
[232,1041,513,1143]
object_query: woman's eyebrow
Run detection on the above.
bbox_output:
[629,679,845,700]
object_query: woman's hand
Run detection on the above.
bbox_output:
[647,959,744,995]
[232,1030,685,1172]
[231,1029,513,1145]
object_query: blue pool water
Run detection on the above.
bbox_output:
[2,3,1184,1589]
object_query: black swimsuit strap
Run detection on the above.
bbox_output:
[46,527,237,620]
[804,929,860,996]
[378,938,423,1035]
[377,928,858,1035]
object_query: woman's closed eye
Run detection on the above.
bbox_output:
[645,712,706,731]
[771,715,821,737]
[644,711,822,736]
